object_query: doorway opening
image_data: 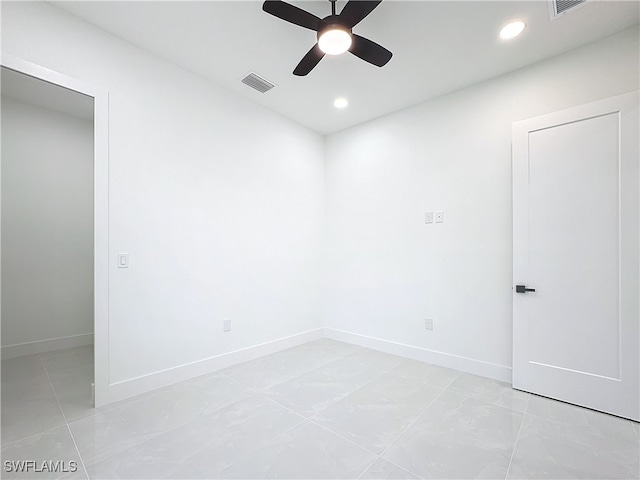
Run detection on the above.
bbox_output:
[0,56,109,408]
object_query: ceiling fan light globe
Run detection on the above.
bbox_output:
[318,27,352,55]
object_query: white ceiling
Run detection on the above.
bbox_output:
[1,66,94,120]
[52,1,638,134]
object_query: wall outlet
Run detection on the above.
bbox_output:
[425,318,434,330]
[223,319,231,332]
[435,211,444,223]
[425,212,434,224]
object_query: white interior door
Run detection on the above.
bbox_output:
[512,91,640,421]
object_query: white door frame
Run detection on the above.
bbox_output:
[1,53,110,407]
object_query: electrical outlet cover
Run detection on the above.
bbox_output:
[425,212,434,224]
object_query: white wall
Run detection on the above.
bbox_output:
[1,2,325,391]
[1,97,94,353]
[323,26,640,379]
[2,1,637,397]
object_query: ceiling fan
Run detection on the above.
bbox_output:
[262,0,392,76]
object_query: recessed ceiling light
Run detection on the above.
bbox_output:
[334,97,349,109]
[499,20,526,40]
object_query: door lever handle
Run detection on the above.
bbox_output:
[516,285,536,293]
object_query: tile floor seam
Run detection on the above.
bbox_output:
[222,357,398,461]
[0,423,69,449]
[40,353,90,480]
[367,370,462,479]
[383,369,455,390]
[218,346,362,388]
[215,415,310,476]
[376,360,408,376]
[444,393,531,417]
[218,345,399,395]
[261,369,390,420]
[523,391,532,416]
[444,374,533,416]
[330,346,366,361]
[504,391,531,480]
[77,384,255,476]
[0,355,68,447]
[302,370,387,417]
[257,391,315,419]
[355,455,381,480]
[217,369,262,393]
[206,372,330,475]
[203,373,315,475]
[218,355,392,410]
[376,382,450,462]
[219,367,321,393]
[305,367,402,421]
[391,459,427,480]
[354,454,424,480]
[302,368,462,468]
[217,370,388,471]
[256,393,310,422]
[306,417,382,458]
[65,424,90,480]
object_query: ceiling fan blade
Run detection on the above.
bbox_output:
[349,34,392,67]
[262,1,323,31]
[293,44,325,76]
[339,0,382,27]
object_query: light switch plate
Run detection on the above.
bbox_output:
[118,253,129,268]
[435,211,444,223]
[425,212,434,224]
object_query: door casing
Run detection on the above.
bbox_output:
[1,53,110,407]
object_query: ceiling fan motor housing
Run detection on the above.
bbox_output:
[318,15,351,35]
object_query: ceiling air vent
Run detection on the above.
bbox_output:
[241,72,275,93]
[550,0,587,18]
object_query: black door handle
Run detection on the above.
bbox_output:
[516,285,536,293]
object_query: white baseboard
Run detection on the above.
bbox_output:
[1,333,94,360]
[55,327,509,406]
[324,328,512,383]
[106,328,324,404]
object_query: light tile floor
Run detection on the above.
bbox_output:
[1,339,638,479]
